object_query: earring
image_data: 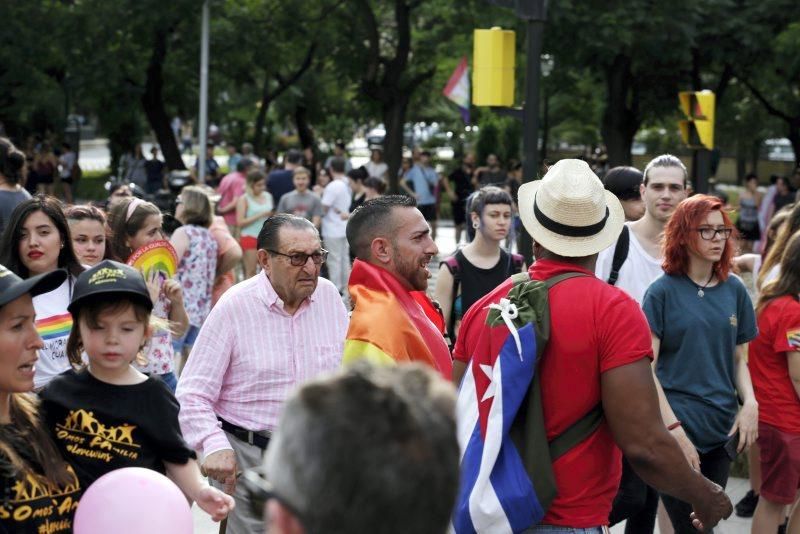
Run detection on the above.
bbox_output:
[473,222,480,229]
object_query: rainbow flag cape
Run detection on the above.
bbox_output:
[344,259,452,379]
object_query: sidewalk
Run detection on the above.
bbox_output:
[192,477,754,533]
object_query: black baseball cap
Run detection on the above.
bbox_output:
[68,260,153,315]
[603,166,644,201]
[0,265,67,308]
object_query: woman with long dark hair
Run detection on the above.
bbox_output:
[0,196,83,388]
[642,195,758,533]
[0,264,80,532]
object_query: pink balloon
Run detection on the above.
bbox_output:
[74,467,193,534]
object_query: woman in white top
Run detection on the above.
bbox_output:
[0,196,84,388]
[365,148,388,180]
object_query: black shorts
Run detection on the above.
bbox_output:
[451,199,467,225]
[419,203,437,221]
[60,174,73,185]
[736,219,760,241]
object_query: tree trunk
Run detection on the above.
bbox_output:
[253,73,271,156]
[540,90,550,163]
[735,138,746,185]
[600,55,639,167]
[789,119,800,168]
[383,96,409,194]
[141,29,185,171]
[295,104,314,149]
[750,139,761,178]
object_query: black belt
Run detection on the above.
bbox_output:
[217,417,271,450]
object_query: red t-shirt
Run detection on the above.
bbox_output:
[454,259,653,527]
[749,295,800,433]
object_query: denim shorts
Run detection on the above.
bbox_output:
[172,324,201,353]
[156,371,178,393]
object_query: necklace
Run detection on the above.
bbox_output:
[690,272,715,297]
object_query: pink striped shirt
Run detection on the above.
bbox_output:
[176,272,348,457]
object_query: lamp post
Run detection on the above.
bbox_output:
[482,1,548,262]
[197,0,210,184]
[539,54,554,163]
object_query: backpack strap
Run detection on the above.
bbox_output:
[549,403,604,460]
[510,252,525,273]
[441,255,460,277]
[607,225,630,286]
[543,271,586,289]
[440,255,462,340]
[510,271,531,285]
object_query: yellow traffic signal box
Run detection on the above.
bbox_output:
[473,27,515,107]
[679,90,715,150]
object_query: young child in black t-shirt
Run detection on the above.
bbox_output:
[40,260,234,523]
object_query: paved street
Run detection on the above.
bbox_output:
[192,479,755,533]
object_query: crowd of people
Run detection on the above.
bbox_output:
[0,130,799,534]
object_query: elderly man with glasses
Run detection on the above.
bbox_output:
[177,213,348,533]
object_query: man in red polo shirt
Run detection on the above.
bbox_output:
[453,159,732,532]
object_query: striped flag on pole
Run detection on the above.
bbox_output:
[443,56,471,124]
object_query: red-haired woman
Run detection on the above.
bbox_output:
[642,194,759,533]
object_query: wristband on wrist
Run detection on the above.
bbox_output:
[667,421,682,431]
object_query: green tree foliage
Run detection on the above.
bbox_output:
[1,0,798,179]
[735,18,800,166]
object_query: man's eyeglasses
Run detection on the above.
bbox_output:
[267,249,328,266]
[241,468,304,524]
[695,227,733,240]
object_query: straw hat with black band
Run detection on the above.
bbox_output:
[0,265,68,307]
[518,159,625,257]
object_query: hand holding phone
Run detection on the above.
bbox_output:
[724,431,740,461]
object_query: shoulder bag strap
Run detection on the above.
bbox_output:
[607,225,630,286]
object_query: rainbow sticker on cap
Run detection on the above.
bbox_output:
[127,240,178,279]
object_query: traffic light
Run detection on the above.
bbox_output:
[679,90,715,150]
[472,27,515,107]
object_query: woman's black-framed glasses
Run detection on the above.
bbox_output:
[267,249,328,266]
[695,227,733,240]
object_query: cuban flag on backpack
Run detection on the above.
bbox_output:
[451,299,543,534]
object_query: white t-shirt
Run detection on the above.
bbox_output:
[595,223,664,305]
[59,152,76,179]
[321,178,351,239]
[366,161,388,179]
[32,279,73,388]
